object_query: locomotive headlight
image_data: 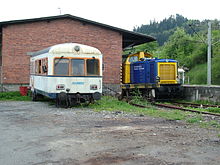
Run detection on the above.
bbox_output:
[90,84,98,90]
[156,76,160,82]
[56,84,65,90]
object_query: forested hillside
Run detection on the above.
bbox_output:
[132,14,220,85]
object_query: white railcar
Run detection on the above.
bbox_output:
[28,43,102,107]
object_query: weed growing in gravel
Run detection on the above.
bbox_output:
[88,96,142,112]
[206,107,220,114]
[186,115,203,123]
[200,120,220,129]
[88,96,187,120]
[0,91,31,101]
[194,100,220,105]
[88,96,220,129]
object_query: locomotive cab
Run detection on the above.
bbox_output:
[122,52,152,84]
[120,51,182,100]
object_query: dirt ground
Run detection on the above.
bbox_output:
[0,101,219,165]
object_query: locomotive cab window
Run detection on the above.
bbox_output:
[54,58,69,75]
[71,59,85,76]
[129,56,138,63]
[87,59,99,76]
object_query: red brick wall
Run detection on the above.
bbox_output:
[2,18,122,84]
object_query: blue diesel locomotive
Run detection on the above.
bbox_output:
[120,52,182,100]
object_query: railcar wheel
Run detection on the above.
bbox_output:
[89,97,95,104]
[31,91,37,101]
[55,97,60,108]
[56,92,69,108]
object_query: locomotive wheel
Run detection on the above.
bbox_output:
[118,89,126,101]
[149,89,156,102]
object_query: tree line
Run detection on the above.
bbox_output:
[132,14,220,85]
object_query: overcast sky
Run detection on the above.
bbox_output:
[0,0,219,30]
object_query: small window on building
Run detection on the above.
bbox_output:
[71,59,85,76]
[54,58,69,75]
[86,59,99,76]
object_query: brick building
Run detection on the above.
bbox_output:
[0,14,155,91]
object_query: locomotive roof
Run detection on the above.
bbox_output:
[28,43,102,56]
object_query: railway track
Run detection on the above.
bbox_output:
[171,101,220,108]
[129,101,220,117]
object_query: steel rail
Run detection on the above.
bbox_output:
[127,100,220,117]
[171,102,220,108]
[153,103,220,117]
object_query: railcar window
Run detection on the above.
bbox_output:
[87,59,99,76]
[30,61,35,75]
[54,58,69,75]
[71,59,85,76]
[38,60,42,73]
[42,58,48,74]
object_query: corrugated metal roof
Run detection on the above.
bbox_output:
[0,14,156,48]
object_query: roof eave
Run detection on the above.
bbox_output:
[0,14,156,48]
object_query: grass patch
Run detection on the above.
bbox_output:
[200,120,220,129]
[88,96,187,120]
[88,96,144,112]
[193,100,220,105]
[87,96,220,129]
[1,93,219,130]
[185,106,220,115]
[205,107,220,114]
[186,115,203,123]
[171,100,220,114]
[0,91,31,101]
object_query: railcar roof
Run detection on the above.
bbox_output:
[28,43,102,56]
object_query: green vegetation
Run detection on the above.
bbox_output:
[1,92,219,129]
[186,115,203,123]
[206,107,220,114]
[0,91,31,101]
[88,96,186,120]
[88,96,220,129]
[191,99,220,105]
[200,120,220,129]
[189,107,220,114]
[134,14,188,46]
[133,14,220,85]
[0,92,219,129]
[186,64,207,85]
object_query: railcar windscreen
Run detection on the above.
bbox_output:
[71,59,85,76]
[86,59,99,76]
[54,58,69,75]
